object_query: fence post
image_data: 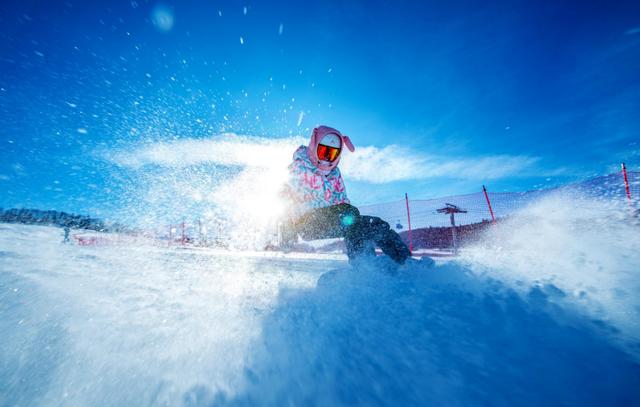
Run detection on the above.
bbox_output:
[449,212,458,255]
[405,193,413,253]
[622,163,632,203]
[482,185,497,224]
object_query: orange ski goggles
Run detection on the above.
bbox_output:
[317,144,341,162]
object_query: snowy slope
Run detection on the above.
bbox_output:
[1,193,640,407]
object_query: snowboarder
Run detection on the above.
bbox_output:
[281,125,412,264]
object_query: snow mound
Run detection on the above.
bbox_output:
[1,207,639,406]
[194,264,639,406]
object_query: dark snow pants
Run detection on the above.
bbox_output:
[293,203,411,264]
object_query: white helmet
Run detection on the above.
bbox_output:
[319,133,341,148]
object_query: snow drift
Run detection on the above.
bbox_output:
[1,191,639,406]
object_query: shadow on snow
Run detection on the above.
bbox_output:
[183,261,640,406]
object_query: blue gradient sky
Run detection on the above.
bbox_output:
[1,0,639,221]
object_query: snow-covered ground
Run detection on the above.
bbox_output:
[1,194,639,406]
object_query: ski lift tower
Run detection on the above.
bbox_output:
[437,203,467,255]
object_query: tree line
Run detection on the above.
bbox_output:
[0,208,128,232]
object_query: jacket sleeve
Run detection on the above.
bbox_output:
[284,159,314,206]
[331,168,350,205]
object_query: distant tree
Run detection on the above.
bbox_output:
[0,207,130,234]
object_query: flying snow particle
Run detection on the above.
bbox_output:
[34,51,44,57]
[297,111,304,127]
[278,23,284,35]
[328,68,333,73]
[66,102,77,108]
[218,10,222,17]
[243,6,247,15]
[151,5,174,32]
[240,36,244,45]
[77,128,88,134]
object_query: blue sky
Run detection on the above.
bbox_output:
[1,0,639,223]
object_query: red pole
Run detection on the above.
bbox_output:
[622,163,632,202]
[405,193,413,253]
[483,185,496,224]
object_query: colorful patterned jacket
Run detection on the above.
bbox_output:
[284,145,350,219]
